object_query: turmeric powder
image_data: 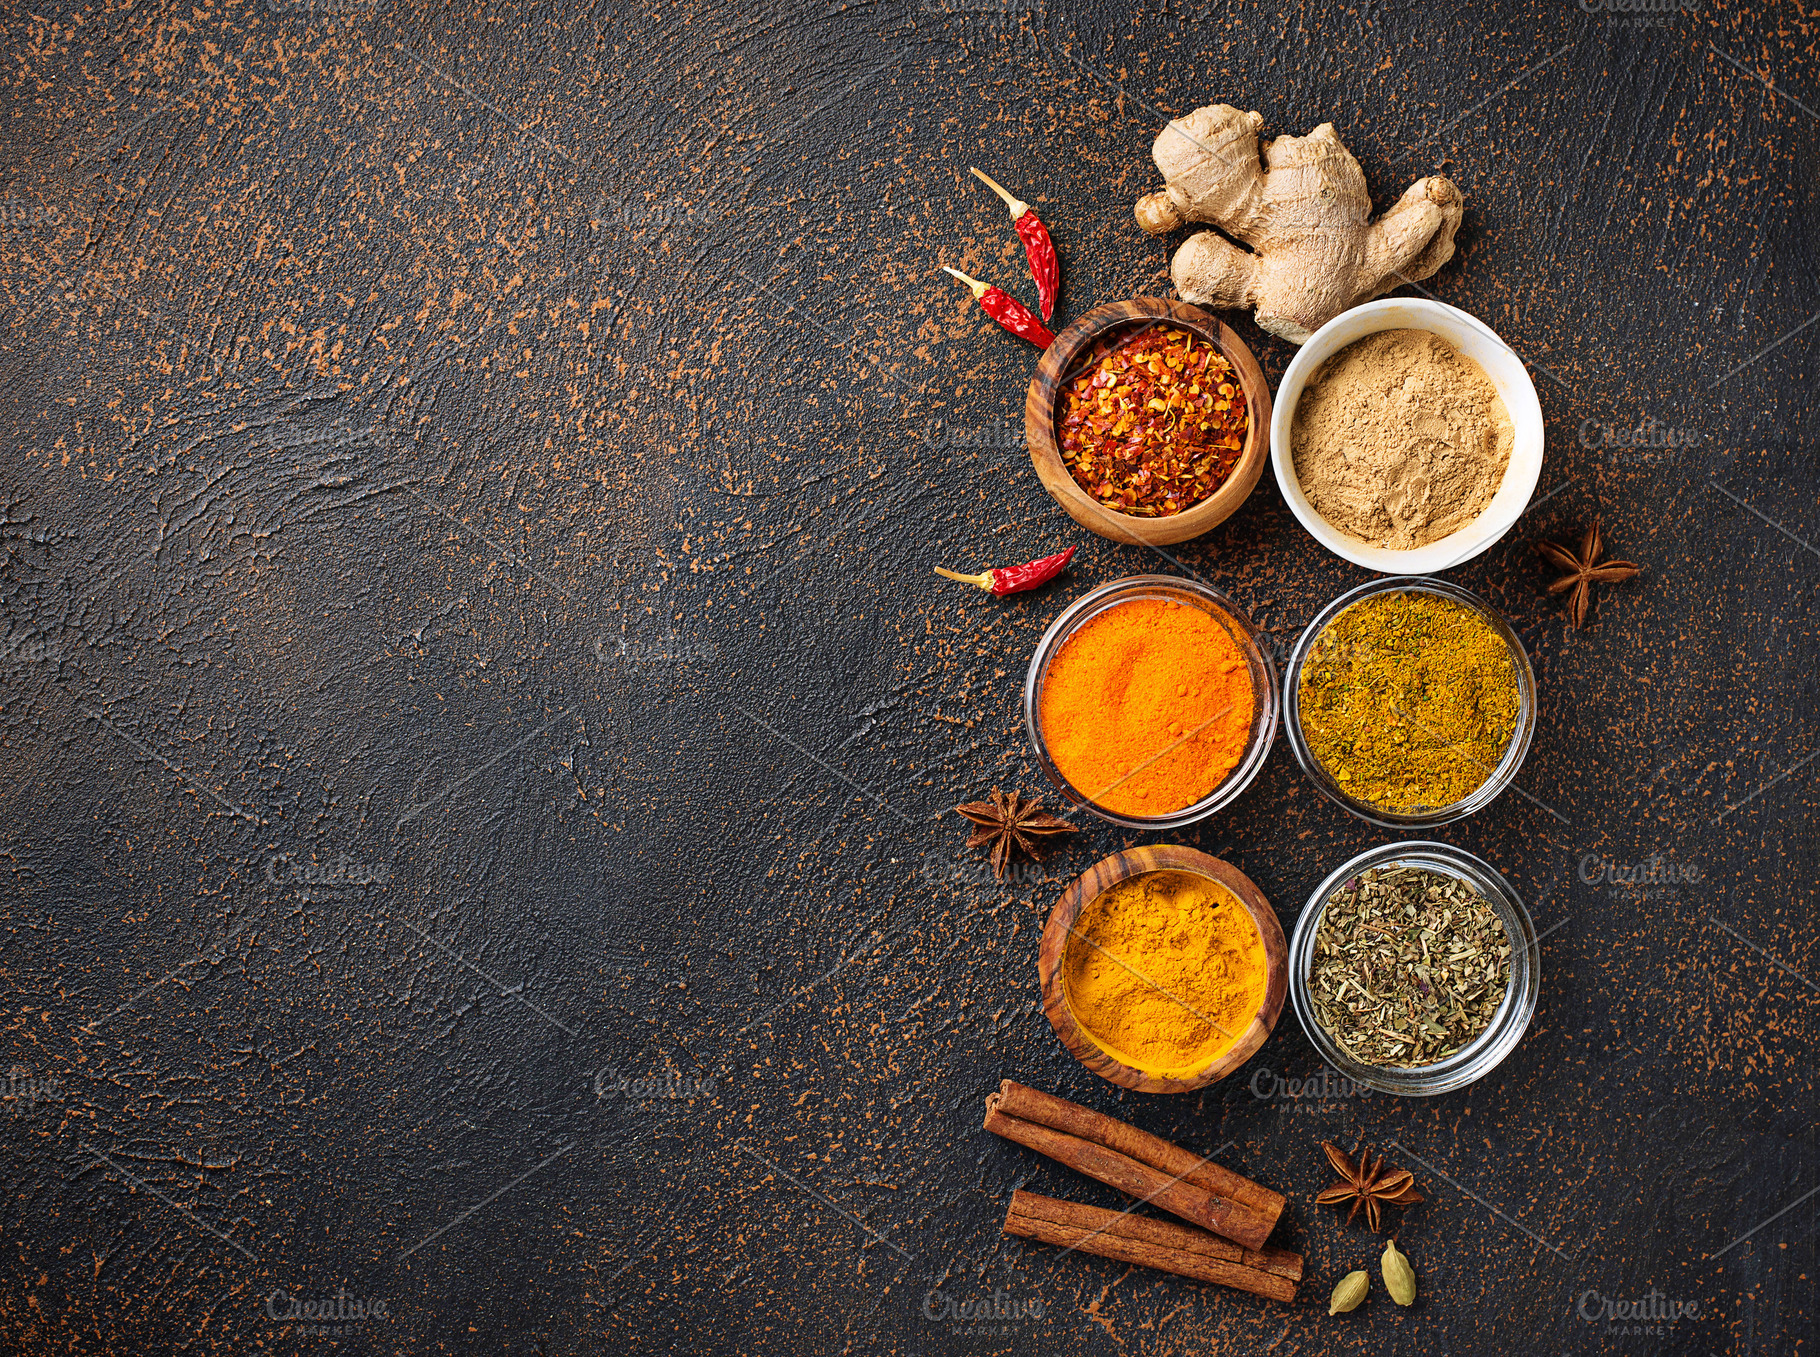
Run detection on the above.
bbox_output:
[1064,870,1266,1078]
[1039,597,1256,817]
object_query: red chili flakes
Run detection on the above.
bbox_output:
[1056,325,1249,517]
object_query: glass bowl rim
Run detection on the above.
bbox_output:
[1023,574,1281,830]
[1287,840,1540,1097]
[1282,575,1537,828]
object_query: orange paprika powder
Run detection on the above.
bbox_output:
[1039,598,1256,817]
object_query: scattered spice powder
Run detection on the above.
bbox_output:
[1040,597,1256,817]
[1297,591,1519,811]
[1064,870,1265,1078]
[1309,865,1512,1067]
[1057,325,1248,517]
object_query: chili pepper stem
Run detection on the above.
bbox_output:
[933,566,995,590]
[940,265,990,300]
[969,167,1029,220]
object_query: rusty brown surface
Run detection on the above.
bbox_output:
[0,0,1814,1352]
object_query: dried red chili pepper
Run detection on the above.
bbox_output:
[935,546,1076,596]
[941,266,1054,349]
[970,167,1059,321]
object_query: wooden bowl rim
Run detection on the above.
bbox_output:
[1025,298,1273,546]
[1037,845,1288,1094]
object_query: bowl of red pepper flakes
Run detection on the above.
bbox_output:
[1060,328,1246,513]
[1026,299,1272,545]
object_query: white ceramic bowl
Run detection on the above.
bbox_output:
[1269,299,1545,575]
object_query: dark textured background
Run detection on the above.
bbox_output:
[2,0,1815,1352]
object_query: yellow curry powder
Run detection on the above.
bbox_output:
[1039,598,1256,817]
[1063,870,1267,1078]
[1297,591,1520,810]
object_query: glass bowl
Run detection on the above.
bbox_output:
[1283,575,1537,828]
[1023,575,1279,830]
[1287,841,1539,1097]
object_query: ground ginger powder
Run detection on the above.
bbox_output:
[1291,328,1513,550]
[1064,870,1266,1078]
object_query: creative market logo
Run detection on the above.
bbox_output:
[4,1066,63,1113]
[0,635,62,667]
[1579,0,1697,21]
[264,853,394,888]
[594,1068,717,1101]
[591,194,721,240]
[921,1285,1044,1336]
[263,421,391,451]
[1577,417,1701,456]
[919,849,1054,888]
[594,632,718,667]
[923,419,1024,451]
[918,0,1038,11]
[1579,853,1702,890]
[265,0,382,12]
[1248,1065,1373,1109]
[0,198,64,237]
[1578,1288,1700,1336]
[263,1287,389,1337]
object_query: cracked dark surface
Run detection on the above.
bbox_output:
[1,1,1815,1353]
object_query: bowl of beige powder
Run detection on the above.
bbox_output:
[1270,300,1544,574]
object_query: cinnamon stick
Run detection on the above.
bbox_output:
[1003,1191,1299,1302]
[1010,1191,1301,1279]
[983,1099,1272,1250]
[995,1081,1286,1226]
[990,1076,1274,1244]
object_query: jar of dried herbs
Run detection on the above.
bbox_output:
[1296,588,1521,812]
[1309,865,1512,1068]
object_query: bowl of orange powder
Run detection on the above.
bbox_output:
[1024,575,1280,828]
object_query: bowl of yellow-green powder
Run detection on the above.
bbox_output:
[1284,577,1537,827]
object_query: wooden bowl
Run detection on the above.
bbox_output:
[1038,845,1287,1094]
[1025,298,1273,546]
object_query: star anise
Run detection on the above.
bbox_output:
[1535,520,1640,628]
[953,788,1076,881]
[1314,1140,1424,1232]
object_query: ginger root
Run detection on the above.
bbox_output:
[1135,105,1464,344]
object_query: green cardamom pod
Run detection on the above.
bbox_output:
[1328,1269,1369,1315]
[1381,1239,1416,1306]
